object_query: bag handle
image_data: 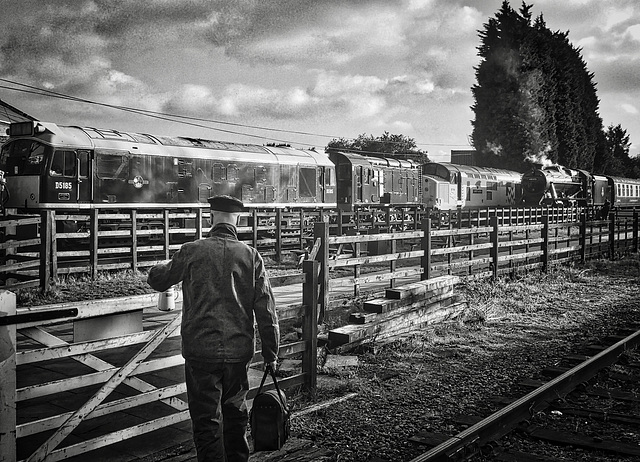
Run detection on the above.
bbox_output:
[256,363,289,412]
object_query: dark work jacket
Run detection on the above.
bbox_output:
[147,223,279,363]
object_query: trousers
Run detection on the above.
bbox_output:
[184,359,251,462]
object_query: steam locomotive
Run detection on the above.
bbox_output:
[521,164,640,207]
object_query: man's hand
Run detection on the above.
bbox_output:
[266,360,277,373]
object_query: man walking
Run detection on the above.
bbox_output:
[148,195,280,462]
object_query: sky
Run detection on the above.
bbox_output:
[0,0,638,163]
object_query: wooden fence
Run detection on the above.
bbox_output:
[1,209,637,461]
[1,204,617,293]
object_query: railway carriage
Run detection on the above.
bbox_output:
[328,150,420,211]
[609,176,640,207]
[422,162,522,211]
[0,121,337,211]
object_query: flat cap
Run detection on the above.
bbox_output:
[207,195,246,213]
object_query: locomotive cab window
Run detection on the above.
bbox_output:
[325,168,335,186]
[0,140,50,175]
[299,167,316,198]
[50,150,76,177]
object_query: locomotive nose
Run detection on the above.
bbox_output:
[523,169,546,194]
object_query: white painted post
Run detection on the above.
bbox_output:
[0,290,17,462]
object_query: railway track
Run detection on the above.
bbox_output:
[408,325,640,461]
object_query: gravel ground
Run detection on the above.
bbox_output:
[283,255,640,461]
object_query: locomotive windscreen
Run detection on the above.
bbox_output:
[0,140,50,175]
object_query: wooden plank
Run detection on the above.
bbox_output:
[18,383,187,438]
[328,268,423,289]
[527,426,640,456]
[328,299,466,347]
[328,230,423,244]
[15,294,165,328]
[408,431,450,447]
[384,276,458,300]
[42,410,191,462]
[552,405,640,426]
[17,354,184,401]
[494,450,565,462]
[357,291,454,322]
[497,250,544,263]
[0,237,41,250]
[432,256,492,271]
[329,250,423,268]
[430,242,492,256]
[497,237,544,248]
[430,226,493,237]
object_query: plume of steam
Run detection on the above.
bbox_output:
[526,142,553,167]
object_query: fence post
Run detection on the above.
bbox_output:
[301,260,318,394]
[299,209,304,250]
[542,215,549,273]
[633,210,638,254]
[490,216,499,279]
[0,290,17,462]
[252,209,258,249]
[131,209,138,271]
[313,222,329,324]
[196,207,203,240]
[579,213,587,263]
[609,211,616,260]
[90,208,99,279]
[275,208,283,263]
[163,209,170,260]
[40,211,52,291]
[421,218,431,280]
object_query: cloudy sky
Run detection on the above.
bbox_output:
[0,0,638,162]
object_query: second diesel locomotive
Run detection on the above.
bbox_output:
[328,150,421,210]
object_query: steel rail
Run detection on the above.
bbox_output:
[410,327,640,462]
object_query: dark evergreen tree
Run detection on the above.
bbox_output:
[596,124,635,177]
[471,1,605,171]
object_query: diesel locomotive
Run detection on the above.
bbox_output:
[521,164,640,207]
[421,162,522,211]
[0,120,337,212]
[328,150,421,210]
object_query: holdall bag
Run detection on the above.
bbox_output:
[250,364,290,451]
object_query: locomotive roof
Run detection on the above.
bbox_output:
[424,162,522,180]
[329,150,416,168]
[11,122,332,167]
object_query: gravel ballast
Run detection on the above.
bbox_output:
[284,256,640,462]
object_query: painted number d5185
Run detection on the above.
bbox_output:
[55,181,73,190]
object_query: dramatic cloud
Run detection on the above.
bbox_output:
[0,0,636,155]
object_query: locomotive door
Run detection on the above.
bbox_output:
[77,150,91,203]
[355,166,363,203]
